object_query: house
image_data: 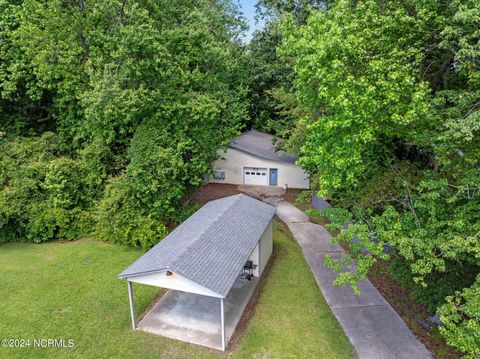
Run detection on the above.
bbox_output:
[210,130,309,189]
[118,194,276,351]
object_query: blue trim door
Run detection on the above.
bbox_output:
[269,168,278,186]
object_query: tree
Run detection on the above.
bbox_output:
[0,0,249,247]
[244,0,326,139]
[281,0,480,355]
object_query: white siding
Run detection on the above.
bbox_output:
[247,243,260,277]
[128,270,222,298]
[258,221,273,276]
[245,219,273,277]
[210,148,309,189]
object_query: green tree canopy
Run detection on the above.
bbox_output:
[281,0,480,356]
[0,0,249,247]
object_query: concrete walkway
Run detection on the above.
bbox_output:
[272,200,432,359]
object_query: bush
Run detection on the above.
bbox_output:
[439,275,480,358]
[95,98,237,249]
[295,190,312,205]
[95,176,169,249]
[0,133,99,242]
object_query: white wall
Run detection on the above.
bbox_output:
[248,243,260,277]
[246,220,273,278]
[210,148,309,189]
[128,270,222,298]
[258,221,273,276]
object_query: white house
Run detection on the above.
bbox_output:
[210,130,310,189]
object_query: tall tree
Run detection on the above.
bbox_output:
[281,0,480,356]
[0,0,249,247]
[245,0,326,140]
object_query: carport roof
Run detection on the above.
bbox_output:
[118,194,276,297]
[229,130,298,163]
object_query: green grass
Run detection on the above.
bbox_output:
[233,221,352,358]
[0,221,353,359]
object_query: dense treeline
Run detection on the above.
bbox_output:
[271,0,479,356]
[0,0,249,247]
[2,0,479,355]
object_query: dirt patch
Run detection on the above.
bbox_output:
[283,188,303,204]
[192,183,241,205]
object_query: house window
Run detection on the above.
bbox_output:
[213,171,225,180]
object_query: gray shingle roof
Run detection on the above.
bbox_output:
[118,194,276,297]
[229,130,298,163]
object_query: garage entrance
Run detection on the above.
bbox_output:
[243,167,268,186]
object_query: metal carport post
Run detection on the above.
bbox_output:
[127,280,136,329]
[220,297,225,351]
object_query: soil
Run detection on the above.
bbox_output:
[283,188,305,205]
[192,183,242,205]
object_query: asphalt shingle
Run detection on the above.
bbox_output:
[118,194,276,297]
[229,130,298,163]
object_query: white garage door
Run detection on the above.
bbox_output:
[244,167,268,186]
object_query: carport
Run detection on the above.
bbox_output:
[118,194,276,351]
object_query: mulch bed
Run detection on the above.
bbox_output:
[192,183,242,205]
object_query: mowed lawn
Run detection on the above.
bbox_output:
[0,220,353,359]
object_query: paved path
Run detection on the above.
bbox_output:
[271,199,432,359]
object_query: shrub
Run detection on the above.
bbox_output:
[0,133,99,242]
[95,176,169,249]
[439,275,480,358]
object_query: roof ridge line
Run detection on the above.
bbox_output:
[171,195,244,274]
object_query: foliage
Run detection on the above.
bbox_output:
[439,275,480,359]
[246,23,292,134]
[280,0,431,196]
[96,96,240,248]
[295,190,313,205]
[0,0,249,248]
[244,0,323,141]
[281,0,480,355]
[0,133,99,243]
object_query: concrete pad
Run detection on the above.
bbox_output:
[260,195,283,206]
[333,305,432,359]
[275,201,310,223]
[237,185,285,198]
[303,251,389,309]
[287,222,343,253]
[137,276,258,350]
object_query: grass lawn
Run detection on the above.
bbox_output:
[0,220,353,359]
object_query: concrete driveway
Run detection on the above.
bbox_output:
[271,199,432,359]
